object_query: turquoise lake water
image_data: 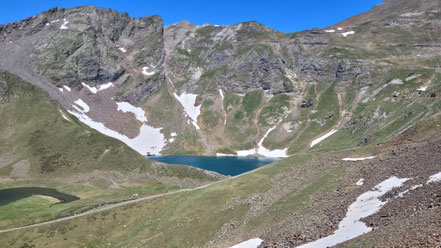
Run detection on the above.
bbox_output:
[147,156,280,176]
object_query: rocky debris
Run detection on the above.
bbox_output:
[259,129,441,247]
[300,99,315,108]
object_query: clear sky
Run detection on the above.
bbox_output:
[0,0,383,33]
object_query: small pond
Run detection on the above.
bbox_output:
[0,187,80,206]
[147,156,280,176]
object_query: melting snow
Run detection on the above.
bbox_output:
[337,27,343,30]
[82,82,114,94]
[51,19,60,23]
[389,79,403,85]
[405,74,422,81]
[58,88,63,92]
[173,92,201,129]
[67,110,165,155]
[63,85,71,92]
[397,184,423,198]
[231,238,263,248]
[168,138,175,143]
[325,29,335,33]
[60,19,69,30]
[427,172,441,184]
[342,156,376,161]
[297,176,409,248]
[116,102,148,123]
[237,127,288,157]
[310,129,338,148]
[142,66,155,76]
[341,31,355,37]
[216,153,236,157]
[171,132,177,137]
[73,99,90,113]
[119,47,127,53]
[219,89,227,125]
[355,178,364,186]
[418,86,428,92]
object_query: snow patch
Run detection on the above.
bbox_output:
[116,102,147,123]
[219,89,227,125]
[325,29,335,33]
[397,184,423,198]
[341,31,355,37]
[73,99,90,113]
[51,19,60,23]
[427,172,441,184]
[60,19,69,30]
[342,156,376,161]
[171,132,177,137]
[63,85,71,92]
[405,74,422,81]
[355,178,364,186]
[119,47,127,53]
[337,27,343,31]
[297,176,409,248]
[168,138,175,143]
[142,66,155,76]
[231,238,263,248]
[418,86,428,92]
[237,127,288,158]
[67,110,165,155]
[58,88,63,92]
[173,92,201,129]
[82,82,114,94]
[216,153,236,157]
[310,129,338,148]
[389,79,403,85]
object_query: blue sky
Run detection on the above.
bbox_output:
[0,0,383,33]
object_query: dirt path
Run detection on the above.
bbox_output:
[0,160,269,234]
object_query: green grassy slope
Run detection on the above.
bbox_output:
[0,71,222,229]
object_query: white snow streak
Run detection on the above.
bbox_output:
[342,156,376,161]
[67,110,165,155]
[216,153,236,157]
[219,89,227,125]
[60,19,69,30]
[119,47,127,53]
[237,127,288,157]
[325,29,335,33]
[427,172,441,184]
[82,82,114,94]
[231,238,263,248]
[310,129,338,148]
[116,102,148,123]
[142,66,155,76]
[173,92,201,129]
[418,86,428,92]
[355,178,364,186]
[342,31,355,37]
[297,176,409,248]
[58,88,63,92]
[73,99,90,113]
[63,85,71,92]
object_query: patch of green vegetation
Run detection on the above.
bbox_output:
[242,90,264,116]
[258,94,291,126]
[215,148,236,155]
[236,44,274,57]
[201,110,220,128]
[202,99,214,108]
[224,94,241,111]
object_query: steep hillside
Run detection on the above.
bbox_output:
[0,70,222,228]
[1,1,441,157]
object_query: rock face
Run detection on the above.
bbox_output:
[0,0,440,156]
